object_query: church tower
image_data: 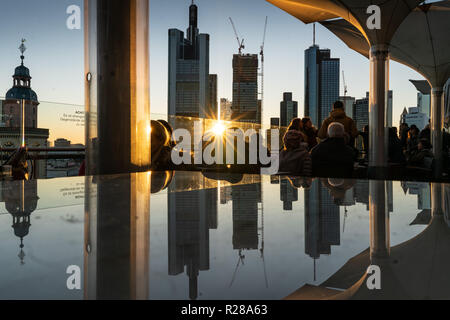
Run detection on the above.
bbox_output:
[4,39,39,128]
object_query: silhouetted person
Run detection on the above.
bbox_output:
[406,125,420,156]
[388,127,406,163]
[407,138,434,169]
[358,125,369,160]
[287,118,307,142]
[399,123,410,150]
[311,122,355,178]
[279,129,312,176]
[419,122,431,142]
[300,117,318,150]
[318,100,358,145]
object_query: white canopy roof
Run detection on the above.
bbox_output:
[319,1,450,87]
[266,0,423,44]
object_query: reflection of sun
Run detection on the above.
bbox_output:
[212,122,226,136]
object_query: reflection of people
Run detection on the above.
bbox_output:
[4,147,29,180]
[151,171,174,193]
[288,176,313,189]
[321,178,356,204]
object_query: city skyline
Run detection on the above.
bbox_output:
[0,0,422,129]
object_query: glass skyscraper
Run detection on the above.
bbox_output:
[304,45,340,128]
[168,2,215,120]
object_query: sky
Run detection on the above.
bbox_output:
[0,0,425,130]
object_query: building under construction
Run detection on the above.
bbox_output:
[232,54,261,124]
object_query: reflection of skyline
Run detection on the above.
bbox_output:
[305,180,340,266]
[2,180,39,265]
[168,175,218,300]
[280,179,298,211]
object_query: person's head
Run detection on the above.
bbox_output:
[287,118,302,131]
[328,122,345,138]
[410,125,419,136]
[301,117,312,129]
[333,100,344,110]
[363,125,369,133]
[283,129,304,150]
[418,139,432,150]
[389,127,398,139]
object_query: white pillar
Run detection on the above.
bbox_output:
[431,87,444,178]
[369,44,390,178]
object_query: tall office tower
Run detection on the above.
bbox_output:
[232,54,260,124]
[280,92,298,127]
[410,80,431,119]
[387,90,393,127]
[231,183,262,250]
[339,96,356,118]
[168,2,211,120]
[304,180,340,261]
[208,74,218,119]
[304,45,340,128]
[270,118,280,127]
[220,98,233,121]
[280,179,298,211]
[354,91,393,130]
[354,180,369,211]
[354,93,369,131]
[402,107,429,130]
[168,176,218,300]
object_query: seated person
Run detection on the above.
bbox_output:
[407,139,434,169]
[278,129,312,176]
[388,127,406,163]
[311,122,355,178]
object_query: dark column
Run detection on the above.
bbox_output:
[85,0,151,175]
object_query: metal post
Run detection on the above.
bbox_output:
[431,183,444,218]
[431,87,444,178]
[85,0,151,175]
[369,44,390,178]
[84,0,151,300]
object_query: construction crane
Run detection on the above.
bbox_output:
[342,71,348,98]
[229,17,245,55]
[259,16,268,125]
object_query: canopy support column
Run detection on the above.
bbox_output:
[431,87,444,178]
[369,45,390,178]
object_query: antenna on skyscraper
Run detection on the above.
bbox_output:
[260,16,268,126]
[313,23,316,46]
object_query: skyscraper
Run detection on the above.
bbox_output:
[168,177,218,300]
[410,80,431,119]
[168,2,213,120]
[280,92,298,127]
[208,74,218,119]
[304,179,340,259]
[304,45,340,128]
[354,91,393,130]
[280,179,298,211]
[339,96,355,119]
[232,54,260,124]
[354,93,369,131]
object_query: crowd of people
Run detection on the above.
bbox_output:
[278,100,443,178]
